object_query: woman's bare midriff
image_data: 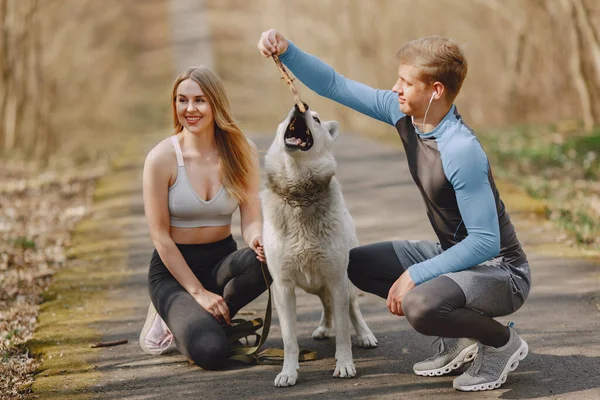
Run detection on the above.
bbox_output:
[170,225,232,245]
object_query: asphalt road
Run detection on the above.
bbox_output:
[84,131,600,400]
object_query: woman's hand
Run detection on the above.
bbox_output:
[193,290,231,325]
[258,29,289,58]
[251,236,266,263]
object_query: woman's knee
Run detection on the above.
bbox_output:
[236,248,270,280]
[183,332,228,370]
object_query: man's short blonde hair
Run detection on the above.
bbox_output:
[397,36,468,102]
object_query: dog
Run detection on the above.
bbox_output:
[262,104,378,387]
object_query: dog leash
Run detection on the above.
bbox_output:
[226,262,317,364]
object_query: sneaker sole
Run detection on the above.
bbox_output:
[139,303,169,356]
[453,338,529,392]
[414,342,478,377]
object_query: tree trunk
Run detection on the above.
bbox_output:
[572,0,600,126]
[572,0,600,84]
[0,0,10,154]
[555,0,595,131]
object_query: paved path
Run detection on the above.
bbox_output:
[64,131,600,400]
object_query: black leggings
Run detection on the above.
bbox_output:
[348,242,510,347]
[148,235,269,369]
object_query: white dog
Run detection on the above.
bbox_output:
[262,105,378,387]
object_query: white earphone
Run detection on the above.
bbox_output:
[422,91,437,130]
[410,90,438,132]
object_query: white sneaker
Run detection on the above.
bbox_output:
[453,323,528,391]
[413,337,478,377]
[139,303,173,355]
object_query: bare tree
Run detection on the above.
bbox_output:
[0,0,171,162]
[206,0,600,132]
[0,0,11,152]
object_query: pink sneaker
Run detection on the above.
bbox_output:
[139,303,173,355]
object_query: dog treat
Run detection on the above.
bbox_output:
[272,55,306,113]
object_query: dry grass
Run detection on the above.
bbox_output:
[1,0,173,164]
[0,1,173,397]
[0,160,107,399]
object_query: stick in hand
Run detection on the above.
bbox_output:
[272,55,306,113]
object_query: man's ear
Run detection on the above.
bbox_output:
[432,81,445,100]
[324,120,340,141]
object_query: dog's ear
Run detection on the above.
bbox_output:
[324,120,340,141]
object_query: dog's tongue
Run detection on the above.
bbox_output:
[285,137,303,146]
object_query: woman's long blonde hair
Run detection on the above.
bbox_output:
[171,67,254,203]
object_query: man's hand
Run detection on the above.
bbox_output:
[386,271,416,316]
[258,29,289,58]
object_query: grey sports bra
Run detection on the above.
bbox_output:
[168,136,238,227]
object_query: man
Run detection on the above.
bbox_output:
[257,29,530,392]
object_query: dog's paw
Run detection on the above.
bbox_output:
[312,326,333,340]
[356,333,378,348]
[333,362,356,379]
[274,370,298,387]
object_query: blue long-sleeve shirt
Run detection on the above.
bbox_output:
[280,41,527,285]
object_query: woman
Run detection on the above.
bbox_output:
[139,67,268,370]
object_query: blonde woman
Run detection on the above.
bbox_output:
[139,67,268,370]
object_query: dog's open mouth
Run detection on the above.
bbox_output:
[284,116,314,151]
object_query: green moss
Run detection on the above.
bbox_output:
[27,136,152,399]
[29,220,109,399]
